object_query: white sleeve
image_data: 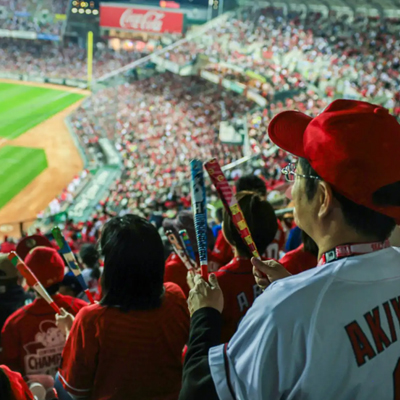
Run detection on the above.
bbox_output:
[208,285,307,400]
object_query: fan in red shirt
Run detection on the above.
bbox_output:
[0,365,34,400]
[279,231,319,275]
[163,211,215,297]
[58,214,189,400]
[214,191,278,342]
[233,174,285,260]
[0,247,87,378]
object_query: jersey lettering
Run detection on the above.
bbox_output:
[346,296,400,367]
[391,297,400,324]
[237,292,249,313]
[383,301,397,342]
[364,307,392,353]
[345,321,376,367]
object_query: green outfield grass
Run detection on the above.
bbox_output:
[0,146,48,209]
[0,82,85,139]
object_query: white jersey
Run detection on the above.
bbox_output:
[209,246,400,400]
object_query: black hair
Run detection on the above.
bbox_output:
[79,244,101,281]
[216,208,224,224]
[298,158,397,241]
[223,191,278,258]
[100,214,165,311]
[301,230,319,257]
[0,368,12,400]
[235,175,267,197]
[46,283,60,296]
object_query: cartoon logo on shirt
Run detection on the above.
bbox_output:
[23,320,66,377]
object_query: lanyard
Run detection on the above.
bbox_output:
[318,240,391,266]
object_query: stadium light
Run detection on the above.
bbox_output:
[86,9,91,14]
[72,7,77,13]
[79,8,84,13]
[92,9,99,15]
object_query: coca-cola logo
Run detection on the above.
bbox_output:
[120,10,165,32]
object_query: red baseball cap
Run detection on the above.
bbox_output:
[25,247,65,288]
[16,234,53,260]
[268,99,400,222]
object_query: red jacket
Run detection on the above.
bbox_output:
[1,294,87,377]
[210,231,234,267]
[1,365,34,400]
[164,252,191,298]
[215,258,262,343]
[59,282,189,400]
[279,244,318,275]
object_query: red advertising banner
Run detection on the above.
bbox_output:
[100,5,184,34]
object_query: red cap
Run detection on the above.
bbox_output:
[16,235,53,260]
[25,247,65,288]
[268,100,400,222]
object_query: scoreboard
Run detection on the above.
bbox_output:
[68,0,100,22]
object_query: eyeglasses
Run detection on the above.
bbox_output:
[281,163,322,182]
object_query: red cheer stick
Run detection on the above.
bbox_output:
[204,158,261,259]
[8,252,61,314]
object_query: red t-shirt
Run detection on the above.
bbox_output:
[1,365,34,400]
[59,282,190,400]
[215,258,262,343]
[279,244,318,275]
[164,253,190,298]
[210,230,234,267]
[0,294,87,377]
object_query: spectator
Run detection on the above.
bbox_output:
[0,254,33,337]
[0,248,87,377]
[235,174,267,198]
[279,230,318,275]
[58,214,190,400]
[0,365,34,400]
[78,244,101,297]
[181,100,400,399]
[0,237,16,254]
[163,210,215,297]
[211,191,277,342]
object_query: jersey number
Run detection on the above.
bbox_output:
[394,358,400,400]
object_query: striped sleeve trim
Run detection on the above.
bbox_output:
[58,371,91,396]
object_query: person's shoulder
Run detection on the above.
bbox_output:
[57,294,89,310]
[164,282,187,302]
[73,302,105,326]
[2,304,29,328]
[253,263,336,318]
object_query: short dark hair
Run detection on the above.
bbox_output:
[100,214,165,311]
[223,191,278,258]
[46,283,61,296]
[235,175,267,197]
[298,158,396,241]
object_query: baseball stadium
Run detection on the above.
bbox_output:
[0,0,400,398]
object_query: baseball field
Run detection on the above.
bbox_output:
[0,80,88,238]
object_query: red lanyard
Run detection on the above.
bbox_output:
[318,240,391,266]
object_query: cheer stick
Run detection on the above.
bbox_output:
[8,252,61,314]
[165,230,194,271]
[190,159,209,280]
[179,229,196,262]
[204,158,261,259]
[52,227,95,304]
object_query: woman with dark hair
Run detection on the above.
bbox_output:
[58,214,190,400]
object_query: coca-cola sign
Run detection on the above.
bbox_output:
[100,5,184,34]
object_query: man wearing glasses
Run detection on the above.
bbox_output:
[180,100,400,400]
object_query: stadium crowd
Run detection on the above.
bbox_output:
[1,98,400,399]
[0,39,152,80]
[0,0,67,35]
